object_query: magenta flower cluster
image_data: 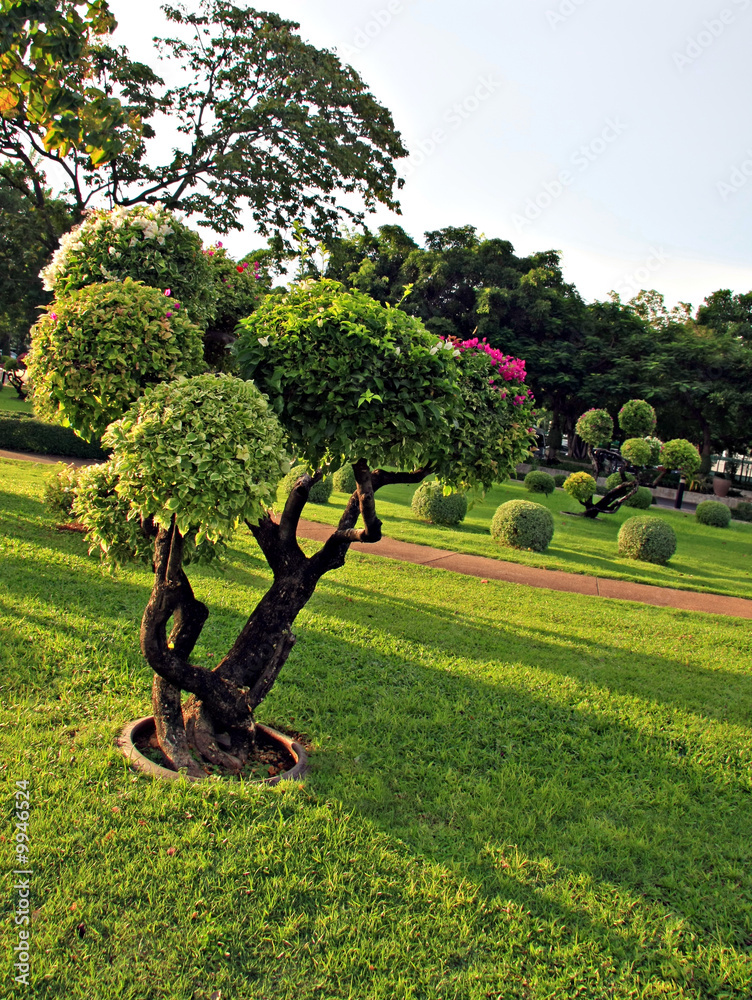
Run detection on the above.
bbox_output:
[442,336,534,406]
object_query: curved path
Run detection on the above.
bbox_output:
[3,449,750,619]
[297,519,752,620]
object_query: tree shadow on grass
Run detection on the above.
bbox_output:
[271,617,752,996]
[308,573,752,728]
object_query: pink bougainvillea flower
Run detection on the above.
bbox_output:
[217,241,223,248]
[166,311,173,317]
[164,288,171,296]
[206,250,214,256]
[50,312,57,321]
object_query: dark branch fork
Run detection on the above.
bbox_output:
[139,462,432,774]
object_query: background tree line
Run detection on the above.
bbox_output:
[2,1,751,474]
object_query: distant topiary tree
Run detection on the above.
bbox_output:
[618,399,657,438]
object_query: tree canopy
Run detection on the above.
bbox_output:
[0,0,407,239]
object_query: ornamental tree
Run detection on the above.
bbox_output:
[62,278,534,776]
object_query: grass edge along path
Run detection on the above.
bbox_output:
[297,519,752,620]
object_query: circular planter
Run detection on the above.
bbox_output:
[117,716,308,785]
[713,476,731,498]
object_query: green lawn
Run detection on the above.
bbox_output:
[2,458,752,999]
[0,387,33,414]
[299,480,752,600]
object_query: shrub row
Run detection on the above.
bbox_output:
[0,414,108,459]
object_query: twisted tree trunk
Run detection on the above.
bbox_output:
[140,461,430,776]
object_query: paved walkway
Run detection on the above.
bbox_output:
[297,519,752,620]
[3,449,750,619]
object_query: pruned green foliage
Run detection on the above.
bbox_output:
[620,437,652,467]
[39,204,216,326]
[99,374,289,548]
[490,499,554,552]
[563,471,597,503]
[27,278,205,441]
[618,515,677,564]
[618,398,657,438]
[660,439,702,478]
[236,279,535,489]
[411,482,468,526]
[696,500,732,528]
[523,470,555,495]
[332,464,357,494]
[277,465,333,505]
[575,408,613,447]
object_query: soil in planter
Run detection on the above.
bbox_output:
[134,725,306,781]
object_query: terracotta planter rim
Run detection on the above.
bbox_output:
[117,716,308,785]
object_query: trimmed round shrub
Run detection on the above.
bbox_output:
[618,516,677,565]
[102,374,289,546]
[332,464,357,494]
[695,500,732,528]
[553,474,568,488]
[605,471,636,491]
[563,471,597,503]
[490,499,554,552]
[277,465,333,505]
[523,470,555,495]
[27,279,205,441]
[40,204,216,326]
[411,481,468,526]
[620,437,652,467]
[660,439,701,478]
[623,486,653,509]
[618,399,657,438]
[731,501,752,522]
[575,408,613,447]
[44,463,81,519]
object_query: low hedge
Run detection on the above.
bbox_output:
[277,465,333,505]
[332,465,357,494]
[731,501,752,522]
[0,414,108,459]
[411,482,468,526]
[618,516,677,565]
[695,500,732,528]
[523,470,556,495]
[490,499,554,553]
[623,486,653,509]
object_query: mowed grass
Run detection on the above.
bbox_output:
[1,458,752,1000]
[299,480,752,599]
[0,388,33,414]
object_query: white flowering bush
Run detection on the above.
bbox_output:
[40,204,216,326]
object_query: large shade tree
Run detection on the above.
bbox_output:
[32,263,535,776]
[1,0,407,240]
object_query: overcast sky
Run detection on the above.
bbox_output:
[108,0,752,311]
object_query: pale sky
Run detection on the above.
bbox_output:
[106,0,752,311]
